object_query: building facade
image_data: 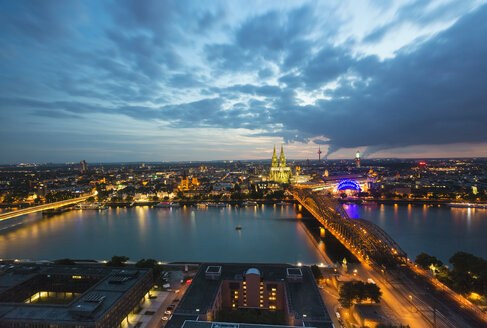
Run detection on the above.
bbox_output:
[269,146,292,184]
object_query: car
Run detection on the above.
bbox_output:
[174,289,180,293]
[173,298,180,302]
[165,310,171,315]
[162,316,168,321]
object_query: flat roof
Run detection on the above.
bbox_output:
[173,263,332,326]
[182,320,311,328]
[0,264,151,323]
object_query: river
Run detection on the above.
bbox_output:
[0,205,326,264]
[344,203,487,263]
[0,204,485,264]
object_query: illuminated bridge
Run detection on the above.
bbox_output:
[0,196,92,222]
[291,186,407,267]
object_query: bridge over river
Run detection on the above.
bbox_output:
[291,184,487,327]
[291,185,407,267]
[0,196,91,222]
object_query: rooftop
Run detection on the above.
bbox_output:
[0,264,152,323]
[182,320,311,328]
[174,263,332,327]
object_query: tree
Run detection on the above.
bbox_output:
[136,258,162,279]
[54,258,76,265]
[415,252,443,270]
[449,252,487,295]
[339,281,382,308]
[338,281,356,308]
[2,193,15,204]
[106,256,129,267]
[231,192,244,200]
[310,265,323,280]
[364,282,382,303]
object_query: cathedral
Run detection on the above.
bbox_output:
[269,145,292,183]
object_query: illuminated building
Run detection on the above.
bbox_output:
[269,145,292,184]
[0,264,153,327]
[355,150,360,168]
[166,263,333,328]
[178,171,190,191]
[322,174,369,194]
[80,160,88,173]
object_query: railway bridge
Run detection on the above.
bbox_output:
[0,196,91,222]
[291,185,407,267]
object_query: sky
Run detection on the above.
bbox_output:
[1,0,487,163]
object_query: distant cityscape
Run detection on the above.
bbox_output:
[2,148,487,208]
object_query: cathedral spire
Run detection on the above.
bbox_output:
[279,145,286,167]
[271,145,278,167]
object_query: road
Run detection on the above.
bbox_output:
[0,196,91,221]
[354,262,487,328]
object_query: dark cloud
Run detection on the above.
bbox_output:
[205,4,320,75]
[0,0,82,43]
[1,0,486,162]
[301,45,354,89]
[278,5,487,155]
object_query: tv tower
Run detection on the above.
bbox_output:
[318,146,322,162]
[355,150,361,168]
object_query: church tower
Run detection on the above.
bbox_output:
[279,145,286,167]
[271,145,278,167]
[269,145,292,184]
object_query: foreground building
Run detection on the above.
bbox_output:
[0,264,153,327]
[166,263,333,328]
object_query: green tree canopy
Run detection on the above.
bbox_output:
[106,255,129,267]
[338,281,382,308]
[415,252,443,270]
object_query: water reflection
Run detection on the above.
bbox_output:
[0,206,324,264]
[344,204,487,263]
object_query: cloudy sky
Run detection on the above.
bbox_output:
[1,0,487,163]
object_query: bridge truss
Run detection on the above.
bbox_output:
[291,186,407,267]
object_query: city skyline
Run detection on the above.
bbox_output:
[1,0,487,163]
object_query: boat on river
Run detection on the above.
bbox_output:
[75,203,108,210]
[276,202,292,206]
[154,202,180,208]
[448,202,487,209]
[361,201,378,206]
[241,201,258,207]
[207,203,228,207]
[196,203,209,208]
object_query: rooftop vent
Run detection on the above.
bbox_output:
[286,267,303,282]
[70,293,105,318]
[205,266,222,280]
